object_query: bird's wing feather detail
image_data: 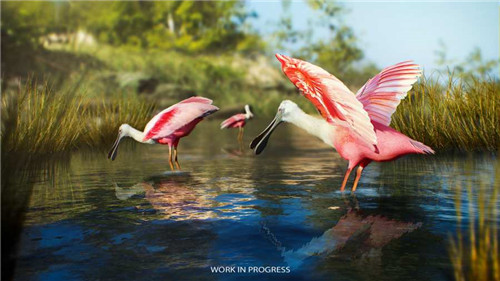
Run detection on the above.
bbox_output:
[143,99,218,141]
[220,113,246,129]
[356,61,421,126]
[179,96,213,105]
[276,54,378,150]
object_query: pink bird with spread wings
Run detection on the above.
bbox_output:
[251,54,434,192]
[108,96,219,170]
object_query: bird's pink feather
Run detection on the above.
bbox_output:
[275,53,378,151]
[143,97,218,141]
[356,61,422,126]
[179,96,213,105]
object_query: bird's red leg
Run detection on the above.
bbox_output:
[241,127,245,142]
[351,166,364,192]
[340,167,353,192]
[168,145,174,171]
[174,146,181,170]
[239,127,245,150]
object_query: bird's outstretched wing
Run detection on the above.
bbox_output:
[276,54,378,151]
[143,97,218,141]
[356,61,421,126]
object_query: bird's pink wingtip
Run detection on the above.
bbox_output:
[275,53,290,65]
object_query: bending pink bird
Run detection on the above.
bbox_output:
[220,104,254,144]
[108,96,219,170]
[251,54,434,192]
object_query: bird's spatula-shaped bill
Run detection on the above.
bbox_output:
[108,132,122,161]
[250,110,283,155]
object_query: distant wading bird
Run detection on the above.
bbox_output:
[108,96,219,170]
[220,104,254,144]
[251,54,434,192]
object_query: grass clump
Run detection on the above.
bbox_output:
[392,75,499,151]
[1,79,155,154]
[1,81,85,153]
[84,95,156,147]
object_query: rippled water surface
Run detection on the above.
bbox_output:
[6,121,499,281]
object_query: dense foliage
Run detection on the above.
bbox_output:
[1,1,378,81]
[1,1,261,53]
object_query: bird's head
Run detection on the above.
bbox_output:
[277,100,300,122]
[108,124,130,161]
[244,104,254,118]
[250,100,298,155]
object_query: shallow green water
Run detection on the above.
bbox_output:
[4,120,499,281]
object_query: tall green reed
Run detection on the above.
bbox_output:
[1,80,85,153]
[84,94,156,147]
[392,75,499,151]
[1,80,155,154]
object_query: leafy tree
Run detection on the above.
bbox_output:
[1,1,83,79]
[270,0,372,86]
[75,1,261,53]
[271,0,303,50]
[298,1,364,80]
[1,1,263,53]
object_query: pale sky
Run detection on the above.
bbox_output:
[246,1,499,74]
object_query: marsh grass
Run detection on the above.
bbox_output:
[1,80,85,153]
[449,173,499,281]
[392,75,499,151]
[1,80,156,154]
[84,95,156,147]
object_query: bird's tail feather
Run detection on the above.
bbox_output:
[410,140,435,154]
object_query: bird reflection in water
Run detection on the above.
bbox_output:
[265,196,422,269]
[221,147,245,157]
[114,172,218,221]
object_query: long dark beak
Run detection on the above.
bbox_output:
[108,133,122,161]
[250,111,283,155]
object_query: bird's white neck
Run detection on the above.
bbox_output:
[244,106,253,119]
[123,126,155,144]
[284,107,334,147]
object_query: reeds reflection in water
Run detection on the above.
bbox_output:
[449,163,499,281]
